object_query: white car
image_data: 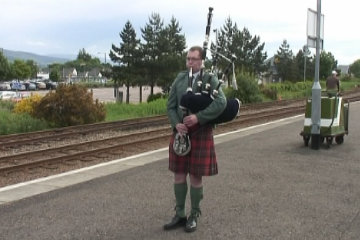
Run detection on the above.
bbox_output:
[0,82,11,90]
[34,81,47,90]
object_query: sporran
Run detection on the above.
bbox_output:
[172,132,191,156]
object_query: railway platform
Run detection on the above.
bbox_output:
[0,102,360,239]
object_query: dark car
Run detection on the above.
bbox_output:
[24,82,37,90]
[43,80,58,90]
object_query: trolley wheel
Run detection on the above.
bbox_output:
[326,136,333,145]
[335,135,344,144]
[303,136,310,146]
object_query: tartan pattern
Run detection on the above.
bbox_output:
[169,124,218,176]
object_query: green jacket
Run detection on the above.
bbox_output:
[167,70,227,129]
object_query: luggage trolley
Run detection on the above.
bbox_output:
[300,92,349,147]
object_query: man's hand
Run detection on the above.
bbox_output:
[183,114,198,128]
[175,123,188,136]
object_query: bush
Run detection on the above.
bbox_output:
[147,92,164,103]
[260,85,278,100]
[260,81,313,100]
[224,73,262,104]
[33,84,106,127]
[340,74,352,82]
[13,94,42,116]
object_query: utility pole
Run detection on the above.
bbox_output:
[310,0,322,149]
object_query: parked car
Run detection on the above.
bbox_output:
[33,81,46,90]
[10,81,26,91]
[0,82,11,90]
[43,80,58,90]
[24,82,37,90]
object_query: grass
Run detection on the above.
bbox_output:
[105,98,168,121]
[0,101,49,135]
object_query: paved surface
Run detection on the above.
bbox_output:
[90,86,163,103]
[23,86,163,103]
[0,102,359,240]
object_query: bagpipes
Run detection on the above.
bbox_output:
[173,7,241,156]
[179,7,240,125]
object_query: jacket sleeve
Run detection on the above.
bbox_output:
[167,74,182,130]
[195,74,227,125]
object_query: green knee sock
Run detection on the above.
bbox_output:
[190,186,203,216]
[174,183,188,217]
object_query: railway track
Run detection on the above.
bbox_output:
[1,88,360,187]
[0,115,169,150]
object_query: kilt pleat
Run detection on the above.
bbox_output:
[169,124,218,176]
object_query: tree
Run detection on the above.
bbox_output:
[26,60,39,78]
[241,28,267,75]
[215,17,267,85]
[11,59,31,80]
[49,63,63,82]
[318,51,337,79]
[349,59,360,78]
[0,52,10,80]
[141,13,165,95]
[166,17,186,56]
[157,16,186,93]
[110,20,141,103]
[275,39,293,82]
[295,48,314,81]
[50,70,61,82]
[216,17,238,79]
[77,48,92,62]
[64,49,102,80]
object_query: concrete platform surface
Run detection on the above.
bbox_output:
[0,102,359,240]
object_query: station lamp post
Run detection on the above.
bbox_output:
[97,52,107,64]
[308,0,323,149]
[303,45,311,82]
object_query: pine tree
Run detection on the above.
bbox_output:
[0,52,10,81]
[141,13,164,95]
[158,16,186,93]
[110,20,140,103]
[216,17,267,85]
[275,39,293,82]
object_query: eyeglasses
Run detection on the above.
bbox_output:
[186,57,201,62]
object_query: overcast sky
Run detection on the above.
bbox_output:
[0,0,358,65]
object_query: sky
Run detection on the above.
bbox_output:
[0,0,358,65]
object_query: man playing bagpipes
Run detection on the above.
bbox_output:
[164,6,241,232]
[164,45,227,232]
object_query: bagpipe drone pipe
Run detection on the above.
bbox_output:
[179,7,240,125]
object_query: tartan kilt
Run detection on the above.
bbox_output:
[169,124,218,176]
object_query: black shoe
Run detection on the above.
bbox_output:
[185,214,198,233]
[163,215,187,230]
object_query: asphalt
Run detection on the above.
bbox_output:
[0,102,359,240]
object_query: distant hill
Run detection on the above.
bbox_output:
[2,49,75,67]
